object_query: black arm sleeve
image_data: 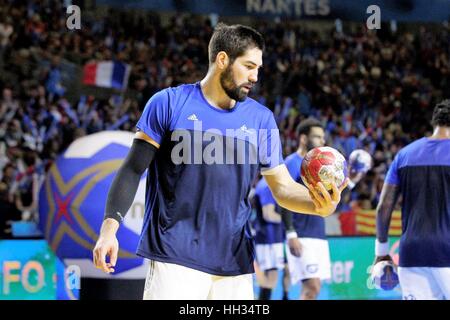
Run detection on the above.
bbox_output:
[281,208,295,232]
[103,138,157,223]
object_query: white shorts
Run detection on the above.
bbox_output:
[286,237,331,284]
[143,260,254,300]
[398,267,450,300]
[255,243,285,272]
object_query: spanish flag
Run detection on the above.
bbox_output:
[356,210,402,236]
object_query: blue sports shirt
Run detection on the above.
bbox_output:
[284,152,326,239]
[253,178,285,245]
[135,82,283,275]
[385,137,450,267]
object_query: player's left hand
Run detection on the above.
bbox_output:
[309,178,349,217]
[288,238,303,257]
[373,254,394,265]
[370,254,396,274]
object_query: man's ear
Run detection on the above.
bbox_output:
[299,134,306,147]
[216,51,229,70]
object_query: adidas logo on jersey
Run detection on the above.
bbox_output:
[239,125,253,134]
[188,114,199,121]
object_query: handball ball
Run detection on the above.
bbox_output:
[301,147,348,191]
[371,260,399,290]
[349,149,373,174]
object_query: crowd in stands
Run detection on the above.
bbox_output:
[0,1,448,237]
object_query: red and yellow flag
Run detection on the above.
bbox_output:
[356,210,402,236]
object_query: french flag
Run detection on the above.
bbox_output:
[83,61,131,90]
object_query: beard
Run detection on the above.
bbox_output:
[307,140,322,151]
[220,65,252,102]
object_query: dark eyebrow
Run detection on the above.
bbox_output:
[244,61,263,68]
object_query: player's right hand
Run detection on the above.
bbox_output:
[288,238,303,257]
[93,234,119,274]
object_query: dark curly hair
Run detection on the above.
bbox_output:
[296,117,324,137]
[431,99,450,127]
[208,23,265,65]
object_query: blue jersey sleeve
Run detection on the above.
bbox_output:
[257,184,276,206]
[385,153,400,185]
[285,156,301,181]
[259,112,284,172]
[136,89,171,145]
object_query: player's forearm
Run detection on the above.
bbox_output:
[265,214,281,223]
[375,184,399,243]
[262,207,282,223]
[104,164,142,223]
[103,138,156,224]
[272,180,319,216]
[375,204,393,257]
[376,205,393,243]
[281,209,295,231]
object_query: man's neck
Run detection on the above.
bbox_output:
[296,147,307,158]
[429,126,450,139]
[200,72,236,110]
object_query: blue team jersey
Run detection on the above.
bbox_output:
[135,82,283,276]
[253,179,285,245]
[284,152,326,239]
[385,137,450,268]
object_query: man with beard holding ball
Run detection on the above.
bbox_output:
[93,23,348,299]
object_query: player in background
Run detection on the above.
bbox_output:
[374,99,450,300]
[282,118,331,300]
[253,177,290,300]
[282,118,365,299]
[93,23,347,300]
